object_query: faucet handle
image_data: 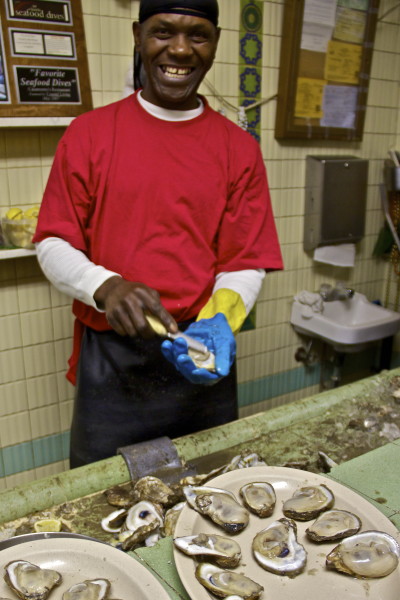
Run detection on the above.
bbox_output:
[319,283,332,299]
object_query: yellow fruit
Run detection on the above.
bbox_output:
[24,205,40,218]
[5,207,23,220]
[33,518,62,533]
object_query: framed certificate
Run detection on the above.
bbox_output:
[0,0,91,117]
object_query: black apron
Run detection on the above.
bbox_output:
[70,325,238,467]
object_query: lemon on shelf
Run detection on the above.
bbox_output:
[5,207,24,220]
[24,204,40,218]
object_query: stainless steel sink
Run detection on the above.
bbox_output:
[291,292,400,353]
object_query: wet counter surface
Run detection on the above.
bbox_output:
[1,368,400,598]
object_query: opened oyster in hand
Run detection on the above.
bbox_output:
[306,509,362,542]
[195,563,263,599]
[183,486,249,534]
[326,530,400,578]
[174,533,241,568]
[282,484,334,521]
[252,517,307,577]
[4,560,62,600]
[239,481,276,517]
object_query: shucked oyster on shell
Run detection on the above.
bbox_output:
[239,481,276,517]
[62,578,111,600]
[306,509,362,542]
[4,560,62,600]
[326,530,400,578]
[174,533,242,568]
[282,484,334,521]
[184,486,249,534]
[252,517,307,578]
[195,563,263,599]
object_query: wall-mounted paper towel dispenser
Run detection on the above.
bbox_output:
[304,156,368,251]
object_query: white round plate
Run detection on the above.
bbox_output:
[173,466,400,600]
[0,534,171,599]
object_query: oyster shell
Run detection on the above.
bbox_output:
[174,533,242,568]
[104,484,136,508]
[195,563,263,599]
[4,560,62,600]
[119,518,160,551]
[183,486,249,534]
[101,508,127,533]
[326,530,400,578]
[162,501,185,537]
[123,500,163,532]
[239,481,276,517]
[252,517,307,577]
[133,476,181,507]
[306,509,362,542]
[62,579,110,599]
[282,484,334,521]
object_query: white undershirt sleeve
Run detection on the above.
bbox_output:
[213,269,265,315]
[35,237,121,310]
[36,237,265,315]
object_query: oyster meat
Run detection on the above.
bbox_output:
[239,481,276,517]
[62,579,110,600]
[252,517,307,577]
[174,533,241,568]
[4,560,62,600]
[195,563,263,599]
[282,484,334,521]
[326,530,400,578]
[306,509,362,542]
[184,486,249,534]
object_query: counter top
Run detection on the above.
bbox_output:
[0,368,399,598]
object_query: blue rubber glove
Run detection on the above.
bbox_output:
[161,313,236,385]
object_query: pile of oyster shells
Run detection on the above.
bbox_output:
[100,452,267,551]
[2,561,117,600]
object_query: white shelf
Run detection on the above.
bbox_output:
[0,117,73,128]
[0,248,36,259]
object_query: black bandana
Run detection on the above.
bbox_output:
[139,0,219,27]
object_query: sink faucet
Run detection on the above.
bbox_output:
[319,282,355,301]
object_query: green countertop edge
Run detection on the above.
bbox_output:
[0,368,399,524]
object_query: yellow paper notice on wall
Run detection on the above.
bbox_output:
[324,40,362,84]
[294,77,325,119]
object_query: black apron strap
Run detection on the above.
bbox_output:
[70,326,238,467]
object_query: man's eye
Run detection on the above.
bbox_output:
[155,29,171,39]
[191,32,209,42]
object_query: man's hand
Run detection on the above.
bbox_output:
[161,313,236,385]
[94,276,177,337]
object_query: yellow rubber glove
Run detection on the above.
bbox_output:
[196,288,247,334]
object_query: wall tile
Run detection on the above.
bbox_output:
[0,412,32,446]
[0,381,28,417]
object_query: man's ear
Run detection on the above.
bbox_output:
[132,22,141,49]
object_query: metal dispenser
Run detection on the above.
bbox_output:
[304,155,368,251]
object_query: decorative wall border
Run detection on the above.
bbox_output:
[239,0,263,142]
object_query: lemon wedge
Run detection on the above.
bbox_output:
[33,519,62,533]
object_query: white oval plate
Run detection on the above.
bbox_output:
[173,466,400,600]
[0,535,171,599]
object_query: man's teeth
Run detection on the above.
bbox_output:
[162,66,192,78]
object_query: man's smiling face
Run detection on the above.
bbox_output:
[133,13,220,110]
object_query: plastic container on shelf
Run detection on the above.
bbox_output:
[1,217,37,249]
